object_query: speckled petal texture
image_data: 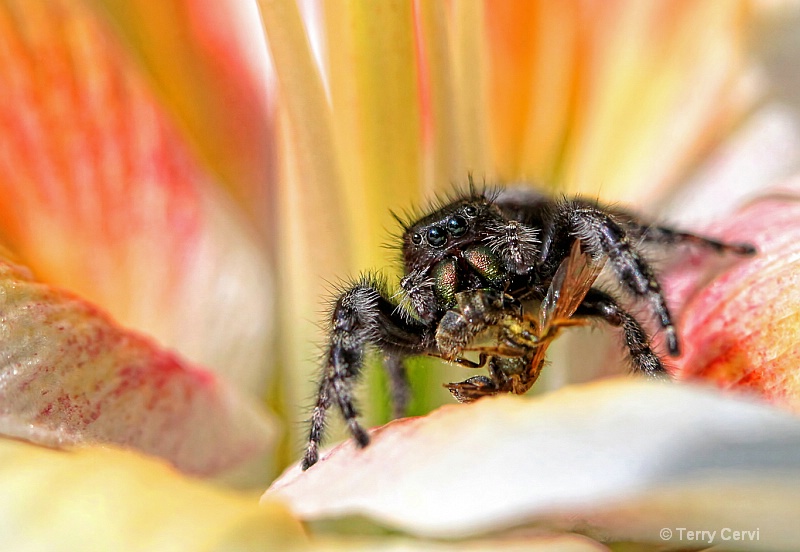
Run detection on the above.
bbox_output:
[664,193,800,410]
[0,256,275,477]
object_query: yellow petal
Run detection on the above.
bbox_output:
[256,0,353,463]
[308,534,607,552]
[441,1,493,181]
[0,439,305,551]
[560,1,756,202]
[322,0,424,265]
[480,1,758,203]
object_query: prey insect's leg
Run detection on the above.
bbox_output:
[428,352,490,369]
[435,288,517,357]
[576,288,666,377]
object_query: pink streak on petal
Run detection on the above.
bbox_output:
[0,2,274,391]
[0,256,274,477]
[663,190,800,410]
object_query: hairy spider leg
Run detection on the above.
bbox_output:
[575,288,665,377]
[302,279,430,471]
[565,205,682,356]
[383,354,411,420]
[635,224,757,255]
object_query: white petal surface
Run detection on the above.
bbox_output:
[266,379,800,549]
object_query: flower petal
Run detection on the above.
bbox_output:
[322,0,425,261]
[0,439,305,551]
[482,1,758,203]
[664,191,800,409]
[563,1,758,202]
[0,254,275,478]
[266,379,800,548]
[0,0,273,391]
[307,534,607,552]
[87,0,275,221]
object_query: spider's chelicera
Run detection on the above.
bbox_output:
[301,184,756,470]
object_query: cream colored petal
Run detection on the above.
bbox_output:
[266,379,800,549]
[306,534,608,552]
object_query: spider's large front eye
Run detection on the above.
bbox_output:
[447,215,468,237]
[427,226,447,247]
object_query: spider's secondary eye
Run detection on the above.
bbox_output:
[427,226,447,247]
[447,215,468,237]
[463,205,478,217]
[411,233,423,245]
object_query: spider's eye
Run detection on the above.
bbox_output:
[463,204,478,217]
[446,215,468,237]
[411,233,423,245]
[427,226,447,247]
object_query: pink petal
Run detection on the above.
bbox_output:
[0,1,273,391]
[664,191,800,410]
[0,255,274,477]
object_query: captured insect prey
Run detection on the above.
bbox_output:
[301,184,757,470]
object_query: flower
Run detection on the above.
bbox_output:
[2,0,800,549]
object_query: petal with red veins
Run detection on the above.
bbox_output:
[86,0,274,222]
[265,380,800,548]
[0,254,275,478]
[0,1,273,392]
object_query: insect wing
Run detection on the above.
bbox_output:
[539,241,603,331]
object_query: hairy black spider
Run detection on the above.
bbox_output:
[301,184,756,470]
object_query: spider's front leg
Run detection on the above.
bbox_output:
[302,276,430,471]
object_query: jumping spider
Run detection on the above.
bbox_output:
[301,185,756,470]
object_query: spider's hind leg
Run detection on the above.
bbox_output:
[576,288,666,378]
[384,354,412,420]
[636,224,756,256]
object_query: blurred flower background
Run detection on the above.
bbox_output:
[2,0,800,549]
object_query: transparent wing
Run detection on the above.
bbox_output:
[539,241,604,331]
